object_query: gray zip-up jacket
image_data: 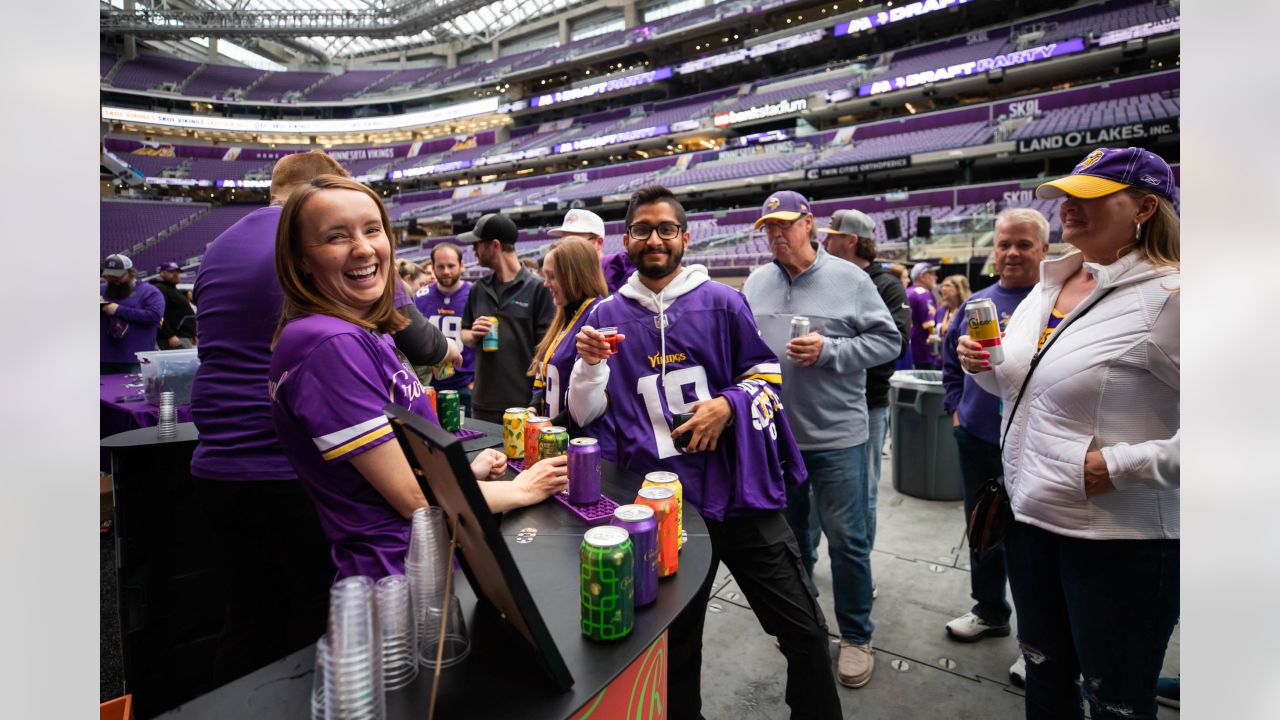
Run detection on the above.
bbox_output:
[742,244,900,450]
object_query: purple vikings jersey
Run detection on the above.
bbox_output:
[582,281,798,521]
[414,281,475,390]
[533,296,600,419]
[270,314,440,580]
[907,285,938,367]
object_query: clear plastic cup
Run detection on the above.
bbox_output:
[326,576,386,720]
[375,575,418,691]
[311,636,328,720]
[405,508,451,642]
[419,593,470,669]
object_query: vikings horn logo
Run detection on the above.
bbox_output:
[566,212,578,223]
[766,196,781,211]
[1077,149,1105,171]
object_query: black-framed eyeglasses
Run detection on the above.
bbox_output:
[627,222,684,241]
[760,218,797,232]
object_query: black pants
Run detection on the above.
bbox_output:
[1006,521,1179,720]
[953,426,1012,625]
[195,478,334,685]
[668,510,842,720]
[101,361,140,374]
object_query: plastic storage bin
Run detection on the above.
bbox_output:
[135,348,200,405]
[889,370,964,501]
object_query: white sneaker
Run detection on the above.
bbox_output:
[1009,655,1026,687]
[945,612,1011,642]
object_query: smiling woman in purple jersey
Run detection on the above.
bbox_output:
[268,175,567,580]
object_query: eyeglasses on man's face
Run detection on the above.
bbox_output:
[627,222,684,241]
[760,219,798,232]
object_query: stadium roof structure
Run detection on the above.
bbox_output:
[101,0,592,62]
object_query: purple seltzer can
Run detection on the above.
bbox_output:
[568,437,602,505]
[611,504,658,607]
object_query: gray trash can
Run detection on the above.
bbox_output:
[889,370,963,501]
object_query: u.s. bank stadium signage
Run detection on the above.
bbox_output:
[805,156,911,179]
[713,98,808,128]
[1015,119,1178,153]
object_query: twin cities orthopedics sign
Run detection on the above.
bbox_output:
[834,0,973,37]
[805,156,911,179]
[857,37,1087,97]
[1097,17,1180,47]
[529,67,674,108]
[714,98,808,128]
[1015,119,1179,153]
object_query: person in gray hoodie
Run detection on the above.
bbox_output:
[742,190,901,689]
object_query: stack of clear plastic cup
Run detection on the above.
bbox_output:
[157,390,177,439]
[310,636,328,720]
[405,507,450,659]
[421,593,470,669]
[375,575,418,690]
[325,576,385,720]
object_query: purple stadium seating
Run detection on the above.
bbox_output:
[183,63,268,98]
[100,201,207,258]
[1010,91,1180,138]
[244,70,331,101]
[101,51,118,77]
[132,205,260,270]
[111,53,200,91]
[303,69,396,100]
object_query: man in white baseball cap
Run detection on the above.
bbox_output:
[549,208,632,292]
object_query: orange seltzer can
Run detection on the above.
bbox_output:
[524,415,552,465]
[635,486,679,577]
[642,471,683,548]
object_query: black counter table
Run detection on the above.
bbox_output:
[135,419,712,720]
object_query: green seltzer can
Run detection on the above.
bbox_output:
[580,526,634,641]
[438,390,461,432]
[537,425,569,460]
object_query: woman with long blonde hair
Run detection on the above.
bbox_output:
[527,237,609,427]
[958,147,1179,718]
[929,274,971,363]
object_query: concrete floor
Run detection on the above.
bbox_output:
[695,442,1181,719]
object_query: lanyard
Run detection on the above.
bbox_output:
[536,297,596,393]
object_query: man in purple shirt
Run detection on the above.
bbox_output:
[907,262,940,369]
[187,151,352,684]
[414,242,475,415]
[100,254,164,374]
[940,208,1048,684]
[548,207,634,292]
[569,185,841,720]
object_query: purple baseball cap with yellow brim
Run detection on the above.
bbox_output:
[753,190,812,229]
[1036,146,1177,204]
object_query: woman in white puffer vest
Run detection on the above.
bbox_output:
[958,146,1179,720]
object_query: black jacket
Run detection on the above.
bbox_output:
[150,279,197,342]
[863,262,911,408]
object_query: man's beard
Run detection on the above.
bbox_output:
[104,279,135,300]
[630,242,684,280]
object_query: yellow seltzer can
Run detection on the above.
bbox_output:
[642,471,684,548]
[502,407,527,459]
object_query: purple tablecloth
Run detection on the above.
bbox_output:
[100,373,193,438]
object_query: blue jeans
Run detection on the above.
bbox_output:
[865,405,889,549]
[1006,521,1179,719]
[953,425,1012,625]
[784,444,874,644]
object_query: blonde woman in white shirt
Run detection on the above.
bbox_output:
[957,147,1178,720]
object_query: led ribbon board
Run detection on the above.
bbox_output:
[529,67,673,109]
[834,0,974,37]
[856,37,1087,97]
[102,96,501,134]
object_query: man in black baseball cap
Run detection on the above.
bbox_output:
[150,261,197,348]
[457,213,555,422]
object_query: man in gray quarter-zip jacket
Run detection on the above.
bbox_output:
[742,190,900,690]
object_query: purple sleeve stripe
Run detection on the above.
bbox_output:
[320,423,393,461]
